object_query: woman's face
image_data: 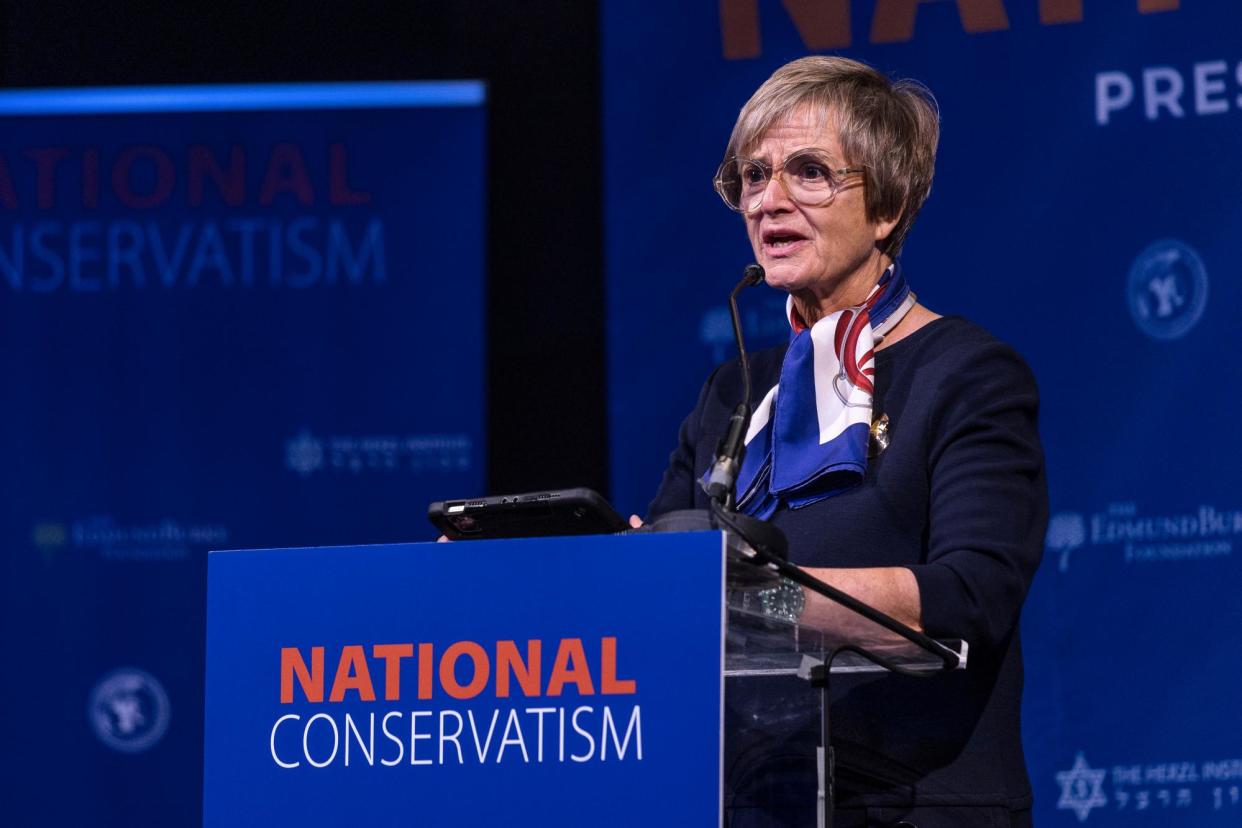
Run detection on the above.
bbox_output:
[742,107,894,311]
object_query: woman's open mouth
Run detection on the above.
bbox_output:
[761,230,809,256]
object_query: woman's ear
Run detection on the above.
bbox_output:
[873,207,902,244]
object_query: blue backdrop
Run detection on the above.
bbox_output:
[0,82,486,826]
[604,2,1242,824]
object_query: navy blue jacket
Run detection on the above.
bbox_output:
[647,317,1048,827]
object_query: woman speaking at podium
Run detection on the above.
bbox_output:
[644,57,1048,827]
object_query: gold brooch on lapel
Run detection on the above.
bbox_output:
[869,413,890,457]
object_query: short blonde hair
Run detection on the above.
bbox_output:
[725,56,939,257]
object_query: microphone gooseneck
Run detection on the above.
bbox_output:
[736,263,764,412]
[703,263,765,508]
[649,261,787,565]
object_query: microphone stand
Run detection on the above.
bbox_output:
[701,264,788,558]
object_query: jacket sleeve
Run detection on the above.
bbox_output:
[907,342,1048,653]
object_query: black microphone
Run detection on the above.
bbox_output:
[703,263,765,507]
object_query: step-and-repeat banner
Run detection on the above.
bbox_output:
[0,82,486,826]
[605,2,1240,824]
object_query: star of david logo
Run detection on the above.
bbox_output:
[1056,752,1108,823]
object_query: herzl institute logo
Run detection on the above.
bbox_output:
[88,668,171,753]
[1057,753,1108,823]
[285,428,473,476]
[1054,751,1242,820]
[1127,239,1208,341]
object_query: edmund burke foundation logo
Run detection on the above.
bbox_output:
[1047,503,1238,572]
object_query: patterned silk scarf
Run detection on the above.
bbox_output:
[731,263,915,519]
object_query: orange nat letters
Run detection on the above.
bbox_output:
[280,646,324,703]
[372,643,413,701]
[720,0,1182,59]
[328,645,376,702]
[279,637,637,704]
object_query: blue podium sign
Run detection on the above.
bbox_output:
[204,532,726,826]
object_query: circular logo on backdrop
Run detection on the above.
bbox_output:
[88,668,171,753]
[285,429,325,477]
[1126,239,1208,340]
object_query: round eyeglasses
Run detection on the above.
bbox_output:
[713,149,866,214]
